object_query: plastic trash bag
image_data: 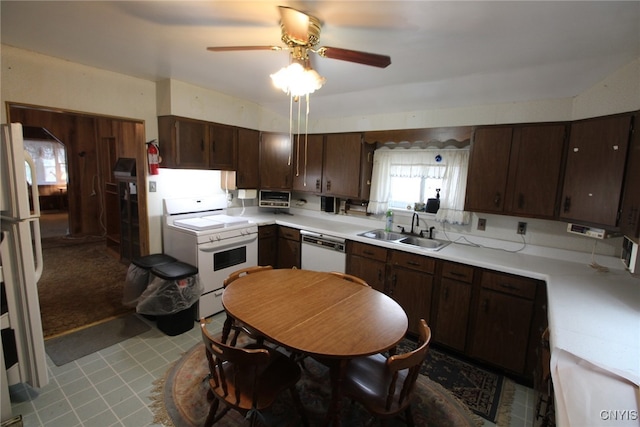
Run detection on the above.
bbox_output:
[136,274,203,315]
[122,264,151,307]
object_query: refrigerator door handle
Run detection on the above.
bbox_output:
[31,218,43,282]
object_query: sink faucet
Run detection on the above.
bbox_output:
[411,213,419,235]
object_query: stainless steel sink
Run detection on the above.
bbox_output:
[398,236,450,251]
[357,229,449,251]
[357,229,406,241]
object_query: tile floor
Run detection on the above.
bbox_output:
[9,312,537,426]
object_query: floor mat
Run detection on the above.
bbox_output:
[45,313,150,366]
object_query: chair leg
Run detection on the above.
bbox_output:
[204,399,220,427]
[221,315,234,345]
[405,405,415,427]
[289,386,309,426]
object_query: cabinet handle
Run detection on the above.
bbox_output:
[482,299,489,313]
[363,250,375,256]
[518,193,524,209]
[211,140,215,153]
[326,180,331,191]
[316,179,320,190]
[406,261,420,267]
[499,283,518,291]
[564,196,571,213]
[201,140,204,151]
[389,274,397,296]
[494,192,501,207]
[450,271,465,278]
[377,269,383,282]
[444,286,449,300]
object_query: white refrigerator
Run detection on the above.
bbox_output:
[1,123,48,420]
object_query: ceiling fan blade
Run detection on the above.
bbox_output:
[279,6,314,45]
[207,46,283,52]
[318,46,391,68]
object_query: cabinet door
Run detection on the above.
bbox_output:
[209,123,237,170]
[506,124,567,218]
[258,225,277,267]
[347,256,386,293]
[236,128,260,189]
[324,133,363,198]
[560,115,631,226]
[435,278,471,352]
[175,118,209,169]
[620,114,640,238]
[261,132,292,189]
[292,134,324,193]
[389,267,433,336]
[465,127,513,213]
[470,289,534,374]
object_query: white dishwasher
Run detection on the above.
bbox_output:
[300,230,346,273]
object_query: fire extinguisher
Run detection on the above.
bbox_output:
[146,140,160,175]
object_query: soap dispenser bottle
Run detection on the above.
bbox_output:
[385,210,393,232]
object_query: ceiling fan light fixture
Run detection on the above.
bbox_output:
[270,61,325,97]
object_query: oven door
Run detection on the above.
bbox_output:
[196,233,258,318]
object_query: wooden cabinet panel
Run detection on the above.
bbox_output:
[277,226,300,268]
[470,288,534,374]
[466,124,567,219]
[292,134,324,192]
[209,123,237,170]
[389,250,436,274]
[560,114,632,226]
[236,128,260,189]
[506,124,567,218]
[465,127,513,213]
[347,241,388,292]
[481,270,537,300]
[389,266,433,336]
[323,133,372,199]
[435,277,472,351]
[258,225,277,267]
[260,132,292,189]
[620,114,640,239]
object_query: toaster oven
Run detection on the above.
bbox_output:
[258,190,291,208]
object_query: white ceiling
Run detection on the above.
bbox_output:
[2,1,639,120]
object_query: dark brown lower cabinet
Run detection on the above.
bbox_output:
[277,226,300,269]
[433,261,474,352]
[469,271,538,375]
[346,241,387,293]
[258,225,277,267]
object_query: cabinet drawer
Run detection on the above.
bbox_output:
[278,226,300,241]
[259,224,277,239]
[349,241,388,262]
[390,250,435,274]
[441,261,474,283]
[481,271,538,300]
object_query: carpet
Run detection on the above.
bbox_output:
[150,343,484,427]
[426,349,514,424]
[38,238,131,338]
[396,340,515,425]
[45,313,150,366]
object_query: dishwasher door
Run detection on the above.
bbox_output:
[300,230,346,273]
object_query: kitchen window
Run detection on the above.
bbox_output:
[368,147,471,225]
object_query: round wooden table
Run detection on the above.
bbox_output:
[222,268,408,426]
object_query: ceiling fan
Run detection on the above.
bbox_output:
[207,6,391,68]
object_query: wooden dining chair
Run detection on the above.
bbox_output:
[329,271,371,287]
[200,319,308,427]
[342,319,432,426]
[221,265,273,346]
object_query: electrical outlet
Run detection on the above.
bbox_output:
[477,218,486,231]
[149,181,156,192]
[517,222,527,235]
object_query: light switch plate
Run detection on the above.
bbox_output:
[149,181,156,192]
[477,218,486,231]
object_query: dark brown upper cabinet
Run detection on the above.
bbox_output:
[560,114,632,227]
[292,134,324,193]
[465,123,567,219]
[618,113,639,238]
[209,123,237,170]
[236,128,260,189]
[260,132,293,190]
[323,132,374,200]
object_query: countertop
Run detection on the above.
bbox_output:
[238,209,640,426]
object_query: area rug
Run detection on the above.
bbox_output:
[38,238,131,338]
[397,340,515,425]
[45,313,150,366]
[150,343,484,427]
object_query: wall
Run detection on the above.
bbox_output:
[2,45,638,255]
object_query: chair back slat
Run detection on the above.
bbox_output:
[224,265,273,287]
[384,319,432,411]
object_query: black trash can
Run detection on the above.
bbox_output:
[145,261,200,336]
[123,254,176,308]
